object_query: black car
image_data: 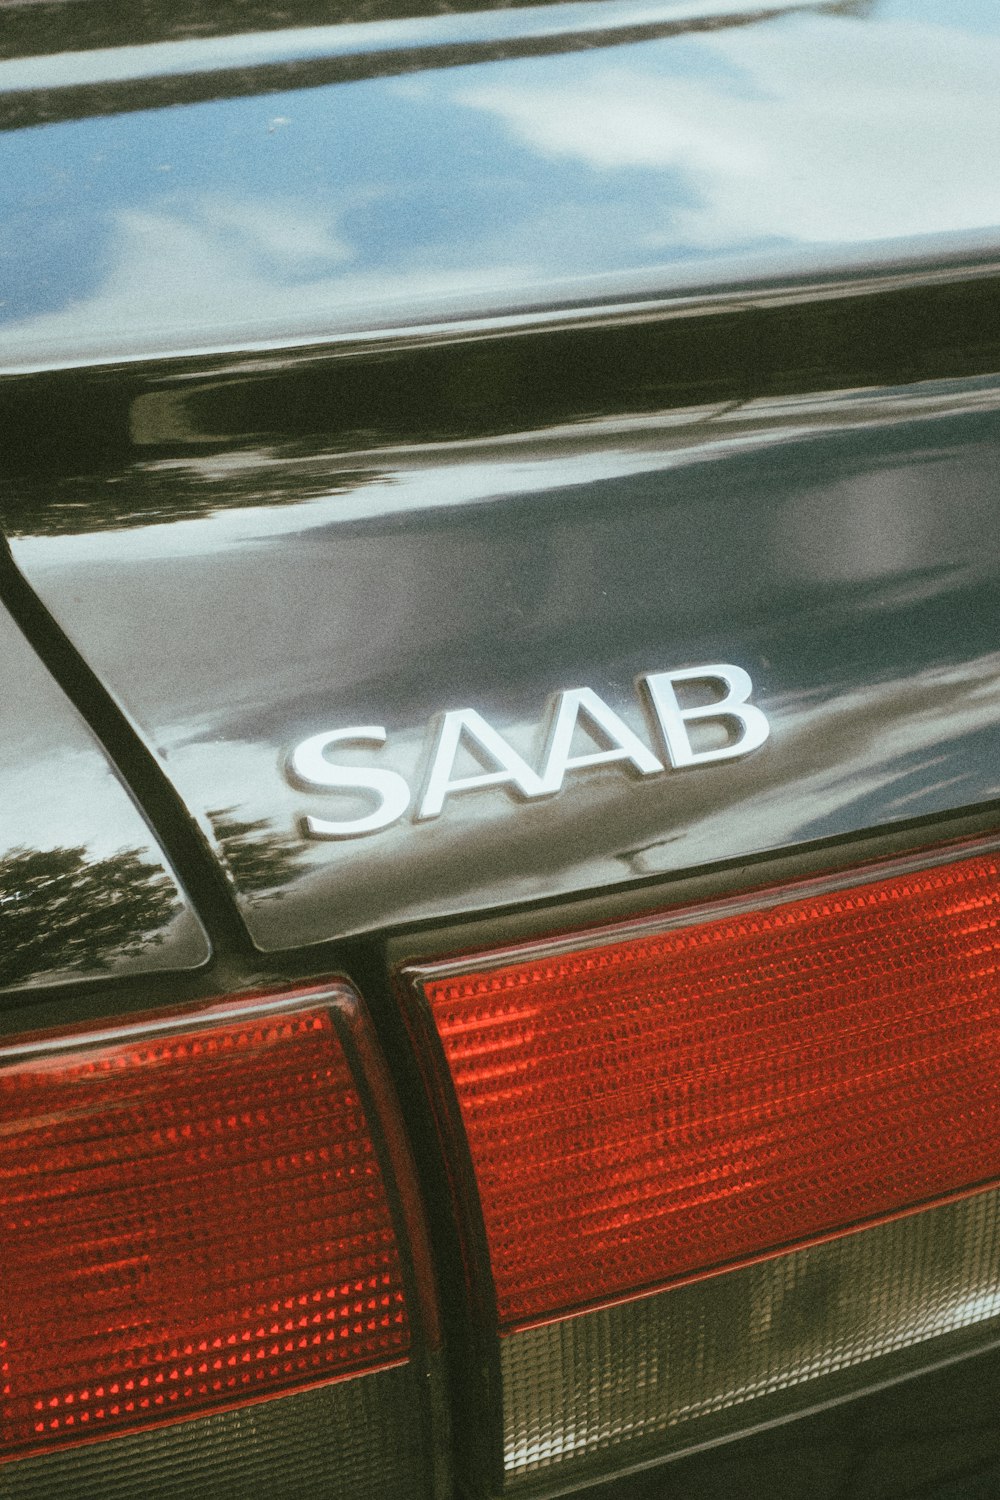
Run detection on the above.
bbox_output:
[2,0,1000,1495]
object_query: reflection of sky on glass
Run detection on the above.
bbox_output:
[457,14,1000,246]
[2,3,1000,361]
[881,0,1000,32]
[1,70,683,322]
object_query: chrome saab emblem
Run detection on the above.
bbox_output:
[287,664,769,840]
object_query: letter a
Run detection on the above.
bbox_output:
[418,709,545,820]
[538,688,663,795]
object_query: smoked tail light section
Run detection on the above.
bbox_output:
[0,984,443,1500]
[403,840,1000,1493]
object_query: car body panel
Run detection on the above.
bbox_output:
[5,375,1000,950]
[0,597,210,991]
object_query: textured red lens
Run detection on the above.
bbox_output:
[421,847,1000,1329]
[1,998,409,1459]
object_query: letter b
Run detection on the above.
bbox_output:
[640,665,769,768]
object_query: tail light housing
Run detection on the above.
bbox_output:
[0,983,442,1499]
[403,838,1000,1491]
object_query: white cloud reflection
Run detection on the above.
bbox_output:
[5,8,1000,367]
[2,193,535,368]
[459,14,1000,247]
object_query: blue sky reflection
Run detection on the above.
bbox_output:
[2,4,1000,363]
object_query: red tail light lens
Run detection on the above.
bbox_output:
[406,839,1000,1488]
[417,844,1000,1329]
[0,986,428,1468]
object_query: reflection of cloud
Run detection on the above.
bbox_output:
[3,194,534,365]
[196,197,353,267]
[458,15,1000,246]
[466,72,762,176]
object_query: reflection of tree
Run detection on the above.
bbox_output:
[7,0,586,60]
[208,810,308,897]
[0,845,179,988]
[6,0,880,64]
[0,453,385,538]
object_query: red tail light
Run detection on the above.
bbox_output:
[404,839,1000,1487]
[0,984,440,1496]
[420,844,1000,1327]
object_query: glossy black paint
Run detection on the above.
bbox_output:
[0,598,209,990]
[5,259,1000,488]
[586,1341,1000,1500]
[4,374,999,953]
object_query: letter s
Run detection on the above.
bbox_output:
[287,726,410,838]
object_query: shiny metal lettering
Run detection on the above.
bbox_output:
[418,708,544,820]
[640,664,771,767]
[288,665,769,839]
[287,726,411,838]
[538,687,663,793]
